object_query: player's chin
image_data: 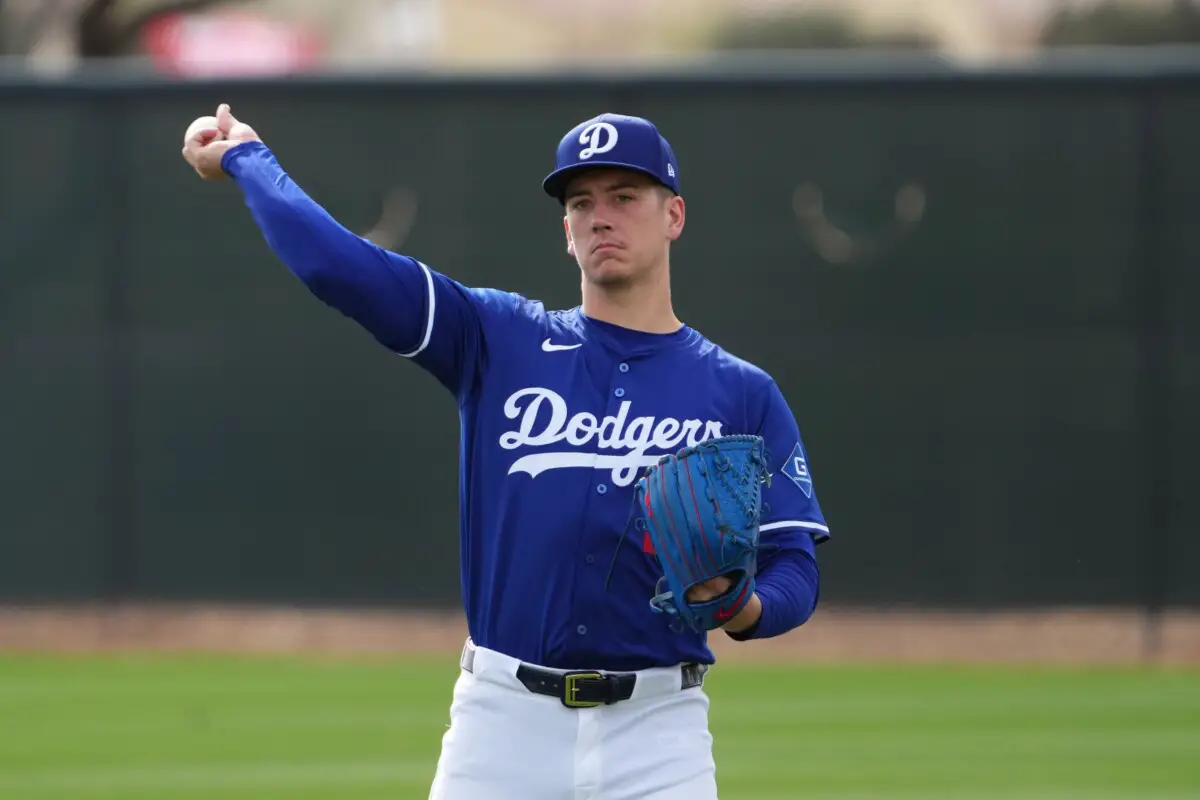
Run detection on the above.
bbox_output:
[583,255,638,287]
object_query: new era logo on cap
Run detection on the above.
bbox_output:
[543,113,680,202]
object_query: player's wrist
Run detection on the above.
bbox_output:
[719,591,762,633]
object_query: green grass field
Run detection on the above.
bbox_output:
[0,655,1196,799]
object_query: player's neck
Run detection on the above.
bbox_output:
[580,274,681,334]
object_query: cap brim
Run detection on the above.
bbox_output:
[542,162,676,202]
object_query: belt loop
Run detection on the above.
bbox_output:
[460,639,475,673]
[681,662,708,690]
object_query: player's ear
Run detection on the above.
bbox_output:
[666,195,685,241]
[563,216,576,257]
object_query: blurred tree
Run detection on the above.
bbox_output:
[77,0,239,57]
[1040,0,1200,46]
[0,0,243,57]
[710,9,937,52]
[0,0,73,56]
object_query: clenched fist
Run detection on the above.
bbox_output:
[181,103,261,180]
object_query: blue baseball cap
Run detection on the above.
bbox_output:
[542,113,680,203]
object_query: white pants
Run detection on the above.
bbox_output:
[428,642,718,800]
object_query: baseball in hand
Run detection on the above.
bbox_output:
[184,115,223,145]
[182,104,259,181]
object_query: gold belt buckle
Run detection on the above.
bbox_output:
[562,671,604,708]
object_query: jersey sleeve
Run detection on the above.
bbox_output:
[396,269,523,400]
[223,141,520,400]
[754,379,831,551]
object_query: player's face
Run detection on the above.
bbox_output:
[561,169,685,287]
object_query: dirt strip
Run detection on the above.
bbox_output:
[0,605,1196,665]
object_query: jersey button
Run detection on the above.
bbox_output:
[577,625,588,635]
[614,388,625,397]
[619,363,629,373]
[585,554,595,564]
[596,484,608,495]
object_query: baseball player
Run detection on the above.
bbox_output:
[182,104,831,799]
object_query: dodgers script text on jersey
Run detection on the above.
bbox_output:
[221,140,831,674]
[500,388,725,486]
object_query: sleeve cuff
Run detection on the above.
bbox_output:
[220,140,270,178]
[725,618,762,641]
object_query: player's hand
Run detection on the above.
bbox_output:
[686,575,733,603]
[181,103,261,181]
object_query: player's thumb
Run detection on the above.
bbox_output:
[216,103,237,135]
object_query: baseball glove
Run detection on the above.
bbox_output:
[634,434,772,633]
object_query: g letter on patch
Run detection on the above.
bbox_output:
[780,441,813,498]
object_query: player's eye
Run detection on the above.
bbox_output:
[617,194,634,203]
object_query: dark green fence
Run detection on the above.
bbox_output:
[2,59,1197,612]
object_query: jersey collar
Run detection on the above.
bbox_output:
[569,307,702,358]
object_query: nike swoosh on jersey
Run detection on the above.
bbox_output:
[542,338,582,352]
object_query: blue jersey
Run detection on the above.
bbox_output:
[224,142,830,671]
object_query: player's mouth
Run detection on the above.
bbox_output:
[592,242,624,254]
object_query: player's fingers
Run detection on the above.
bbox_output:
[190,127,221,146]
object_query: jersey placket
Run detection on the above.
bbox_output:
[569,357,637,647]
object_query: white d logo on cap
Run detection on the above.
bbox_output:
[578,122,619,160]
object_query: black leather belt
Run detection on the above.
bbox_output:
[460,642,707,709]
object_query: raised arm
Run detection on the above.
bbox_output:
[180,104,514,398]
